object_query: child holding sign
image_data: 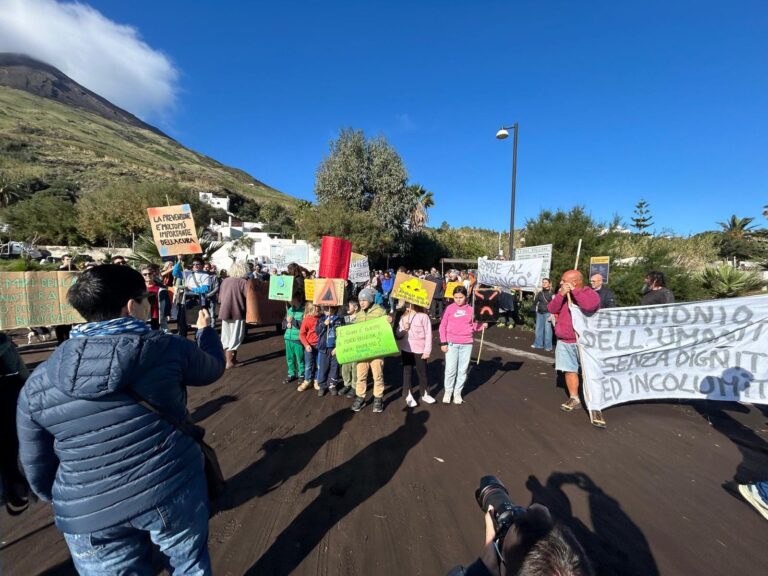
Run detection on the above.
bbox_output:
[315,306,343,397]
[283,298,305,385]
[338,299,360,398]
[439,286,487,405]
[396,304,435,407]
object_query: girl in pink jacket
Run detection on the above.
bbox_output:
[396,303,435,407]
[438,286,486,404]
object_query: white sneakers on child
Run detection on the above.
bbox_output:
[442,394,451,404]
[422,393,436,404]
[406,392,418,408]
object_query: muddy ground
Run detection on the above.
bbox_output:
[1,325,767,575]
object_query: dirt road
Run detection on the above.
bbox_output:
[2,326,767,575]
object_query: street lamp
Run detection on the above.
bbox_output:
[496,123,518,258]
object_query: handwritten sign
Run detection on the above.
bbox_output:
[0,272,84,329]
[477,258,543,290]
[349,253,371,283]
[313,278,345,306]
[513,244,552,284]
[571,295,768,411]
[268,275,294,301]
[147,204,202,256]
[444,281,463,298]
[304,279,315,302]
[336,316,399,364]
[319,236,352,279]
[589,256,610,284]
[392,272,436,308]
[474,288,500,322]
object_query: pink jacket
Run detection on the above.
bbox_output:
[547,287,601,343]
[439,303,484,345]
[397,312,433,355]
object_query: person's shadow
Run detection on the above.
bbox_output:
[217,408,354,512]
[527,472,659,576]
[189,395,238,423]
[245,410,430,575]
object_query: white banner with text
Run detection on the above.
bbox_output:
[477,257,544,290]
[571,295,768,411]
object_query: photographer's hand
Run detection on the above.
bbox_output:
[478,506,503,576]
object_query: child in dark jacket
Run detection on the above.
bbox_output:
[315,306,342,397]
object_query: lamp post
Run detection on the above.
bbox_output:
[496,123,518,258]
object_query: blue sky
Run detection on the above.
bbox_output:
[14,1,768,235]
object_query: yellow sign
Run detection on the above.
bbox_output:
[0,272,84,330]
[304,278,315,302]
[392,272,436,308]
[147,204,202,256]
[444,281,462,298]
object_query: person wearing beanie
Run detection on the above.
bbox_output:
[350,288,391,413]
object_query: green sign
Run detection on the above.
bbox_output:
[336,316,398,364]
[268,275,294,301]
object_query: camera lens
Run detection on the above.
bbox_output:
[475,476,525,537]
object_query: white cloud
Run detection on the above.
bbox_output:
[0,0,179,121]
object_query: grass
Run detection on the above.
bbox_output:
[0,86,294,205]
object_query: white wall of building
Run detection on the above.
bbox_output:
[210,233,320,272]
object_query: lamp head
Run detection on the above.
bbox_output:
[495,127,509,140]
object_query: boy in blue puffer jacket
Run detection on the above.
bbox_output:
[315,305,342,397]
[16,264,225,575]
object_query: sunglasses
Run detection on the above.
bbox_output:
[142,272,153,277]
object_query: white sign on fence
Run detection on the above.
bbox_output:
[349,255,370,283]
[477,258,544,290]
[571,295,768,411]
[513,244,552,284]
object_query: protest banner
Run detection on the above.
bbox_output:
[304,279,315,302]
[0,272,84,330]
[589,256,610,284]
[246,278,286,325]
[477,258,543,290]
[473,288,500,322]
[319,236,352,279]
[313,278,345,306]
[392,272,436,308]
[147,204,202,256]
[268,275,294,301]
[513,244,552,284]
[349,253,370,283]
[444,281,463,298]
[571,295,768,411]
[336,316,399,364]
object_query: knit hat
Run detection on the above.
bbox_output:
[358,288,377,303]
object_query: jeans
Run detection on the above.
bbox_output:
[533,312,553,349]
[304,347,318,382]
[63,474,211,576]
[443,343,473,400]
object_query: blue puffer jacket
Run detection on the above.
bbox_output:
[16,327,225,534]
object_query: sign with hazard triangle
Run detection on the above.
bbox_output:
[313,278,345,306]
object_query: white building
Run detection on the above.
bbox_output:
[198,191,230,212]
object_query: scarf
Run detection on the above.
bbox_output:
[70,316,151,338]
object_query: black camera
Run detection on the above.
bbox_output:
[475,475,527,538]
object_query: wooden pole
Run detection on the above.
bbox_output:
[574,238,583,269]
[476,325,486,365]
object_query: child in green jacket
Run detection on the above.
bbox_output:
[283,297,305,384]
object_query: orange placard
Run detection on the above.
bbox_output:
[147,204,202,256]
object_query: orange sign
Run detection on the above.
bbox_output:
[147,204,202,256]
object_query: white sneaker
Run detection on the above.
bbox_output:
[406,392,418,408]
[422,393,436,404]
[442,394,451,404]
[738,484,768,521]
[453,396,464,405]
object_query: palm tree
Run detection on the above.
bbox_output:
[699,265,764,298]
[0,177,20,209]
[407,184,435,231]
[717,215,756,238]
[128,227,223,267]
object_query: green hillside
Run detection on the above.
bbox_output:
[0,85,291,204]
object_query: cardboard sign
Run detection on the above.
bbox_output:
[313,278,345,306]
[0,272,84,329]
[474,288,500,322]
[349,253,370,283]
[589,256,610,284]
[147,204,202,256]
[444,281,463,298]
[572,295,768,411]
[268,275,294,301]
[304,279,315,302]
[246,278,286,325]
[477,258,543,290]
[319,236,352,279]
[391,272,436,308]
[336,316,399,364]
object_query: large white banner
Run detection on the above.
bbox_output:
[477,258,543,290]
[571,295,768,411]
[513,244,552,284]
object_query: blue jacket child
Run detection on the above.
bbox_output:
[315,306,343,396]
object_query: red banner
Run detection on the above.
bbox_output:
[318,235,352,279]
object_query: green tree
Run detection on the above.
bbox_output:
[407,184,435,231]
[698,265,764,298]
[314,128,416,251]
[631,199,654,234]
[259,200,298,236]
[717,215,756,238]
[2,191,83,244]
